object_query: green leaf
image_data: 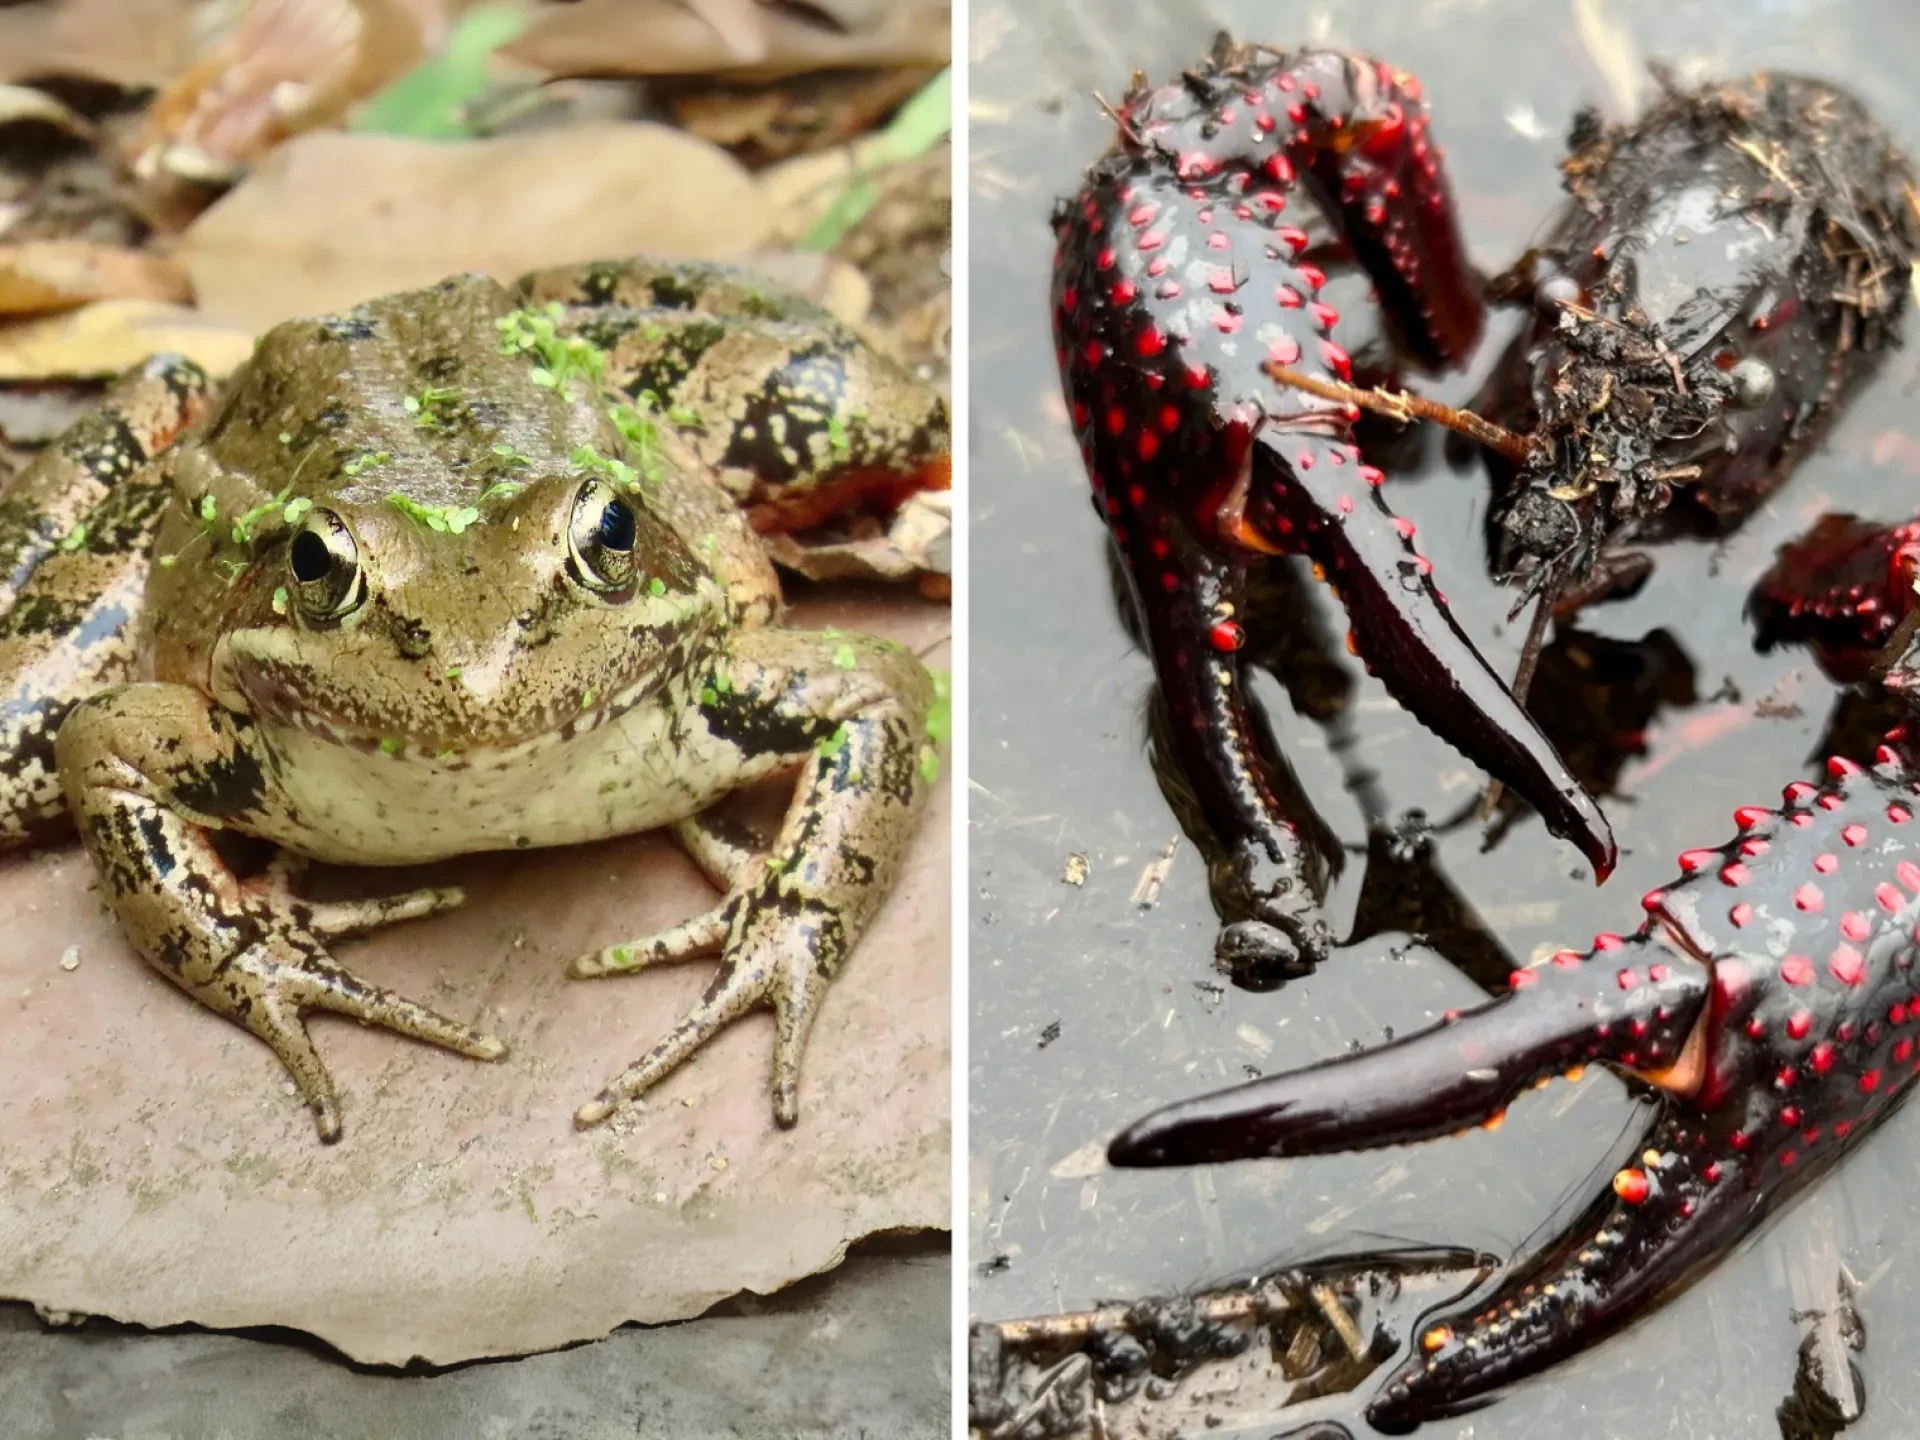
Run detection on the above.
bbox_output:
[874,66,954,163]
[800,67,950,250]
[925,667,952,744]
[350,3,531,140]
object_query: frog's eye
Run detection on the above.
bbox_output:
[287,510,363,619]
[568,481,639,593]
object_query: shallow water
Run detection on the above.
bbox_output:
[968,0,1920,1435]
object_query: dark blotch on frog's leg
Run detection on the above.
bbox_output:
[1116,752,1920,1427]
[1053,41,1613,948]
[698,675,841,758]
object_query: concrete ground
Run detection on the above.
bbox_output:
[0,1236,949,1440]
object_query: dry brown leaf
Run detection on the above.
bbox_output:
[176,121,770,331]
[0,299,255,380]
[671,65,935,166]
[0,0,202,88]
[761,489,949,583]
[505,0,949,81]
[130,0,430,185]
[0,589,948,1367]
[0,241,194,316]
[0,82,97,142]
[686,0,773,63]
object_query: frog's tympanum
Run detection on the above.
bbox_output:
[0,259,947,1143]
[1051,39,1614,979]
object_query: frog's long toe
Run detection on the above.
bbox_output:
[572,912,829,1130]
[244,939,506,1143]
[1113,748,1920,1425]
[254,853,466,940]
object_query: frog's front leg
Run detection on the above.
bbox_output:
[570,628,932,1129]
[56,684,499,1143]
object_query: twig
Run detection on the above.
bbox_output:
[1729,135,1796,190]
[1263,364,1541,466]
[1090,91,1138,145]
[987,1353,1091,1440]
[989,1284,1285,1349]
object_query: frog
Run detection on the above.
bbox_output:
[0,257,948,1144]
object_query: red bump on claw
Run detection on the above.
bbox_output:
[1612,1168,1651,1204]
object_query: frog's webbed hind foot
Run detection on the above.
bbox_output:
[570,627,931,1131]
[568,881,829,1130]
[57,683,503,1143]
[227,929,506,1143]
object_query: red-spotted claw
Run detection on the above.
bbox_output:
[1110,749,1920,1430]
[1751,511,1920,685]
[1053,39,1614,976]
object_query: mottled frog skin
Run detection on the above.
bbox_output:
[0,259,946,1143]
[1051,40,1613,978]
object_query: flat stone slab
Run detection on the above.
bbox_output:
[0,590,949,1366]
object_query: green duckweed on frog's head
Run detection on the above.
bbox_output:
[145,274,732,752]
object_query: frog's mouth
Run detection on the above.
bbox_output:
[215,604,712,757]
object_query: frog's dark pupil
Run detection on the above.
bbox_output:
[597,499,636,553]
[290,530,332,583]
